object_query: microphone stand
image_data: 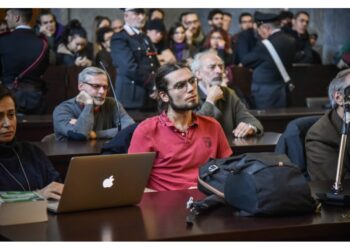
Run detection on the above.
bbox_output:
[99,61,122,132]
[317,99,350,206]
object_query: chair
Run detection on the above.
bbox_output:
[41,133,56,142]
[306,97,330,109]
[275,116,321,179]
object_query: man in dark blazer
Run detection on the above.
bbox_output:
[110,8,159,110]
[241,12,296,109]
[0,9,49,114]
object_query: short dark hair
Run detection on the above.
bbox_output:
[61,19,87,45]
[294,11,310,19]
[96,27,113,45]
[8,8,33,23]
[155,63,190,110]
[0,85,16,108]
[148,8,165,19]
[208,9,224,21]
[223,12,232,18]
[239,12,252,23]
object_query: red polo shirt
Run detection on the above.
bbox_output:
[128,112,232,191]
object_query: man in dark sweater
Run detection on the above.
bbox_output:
[53,67,135,141]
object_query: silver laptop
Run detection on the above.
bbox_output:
[47,152,155,213]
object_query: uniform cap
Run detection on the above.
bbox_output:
[254,11,280,25]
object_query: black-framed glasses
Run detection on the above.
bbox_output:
[83,82,109,91]
[167,77,198,92]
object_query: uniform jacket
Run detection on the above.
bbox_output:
[110,25,159,109]
[241,30,296,108]
[306,109,350,181]
[0,28,49,85]
[197,86,264,140]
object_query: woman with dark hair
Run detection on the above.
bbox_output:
[56,19,92,67]
[92,16,111,57]
[203,28,233,66]
[95,27,114,67]
[168,22,195,64]
[0,85,63,198]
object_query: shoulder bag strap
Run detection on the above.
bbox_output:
[13,35,49,89]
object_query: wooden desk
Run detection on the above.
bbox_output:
[16,111,157,141]
[17,115,53,141]
[1,181,350,241]
[230,132,280,154]
[251,107,326,132]
[32,140,106,179]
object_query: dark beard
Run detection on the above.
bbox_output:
[168,95,199,112]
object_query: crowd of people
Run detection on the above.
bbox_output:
[0,8,350,200]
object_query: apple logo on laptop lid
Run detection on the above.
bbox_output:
[102,175,115,188]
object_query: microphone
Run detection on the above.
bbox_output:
[99,61,122,132]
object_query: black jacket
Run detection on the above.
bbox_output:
[242,30,296,85]
[0,28,49,85]
[0,141,60,191]
[111,26,159,110]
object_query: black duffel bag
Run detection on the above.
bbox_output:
[198,152,318,216]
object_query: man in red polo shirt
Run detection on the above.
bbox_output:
[128,63,232,191]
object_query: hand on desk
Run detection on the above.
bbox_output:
[232,122,256,138]
[37,181,64,200]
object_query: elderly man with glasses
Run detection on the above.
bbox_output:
[128,63,232,191]
[53,66,134,141]
[192,51,263,139]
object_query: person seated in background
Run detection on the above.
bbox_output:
[56,19,92,67]
[168,22,195,65]
[91,16,111,57]
[36,10,65,65]
[282,11,313,64]
[128,63,232,191]
[306,69,350,181]
[53,66,134,141]
[0,19,9,34]
[111,18,124,33]
[192,51,263,139]
[232,12,258,65]
[202,28,233,67]
[222,12,232,34]
[94,27,114,68]
[0,85,63,199]
[309,32,322,64]
[181,11,206,53]
[207,9,224,30]
[146,19,176,65]
[148,8,165,20]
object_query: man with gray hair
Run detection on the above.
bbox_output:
[306,69,350,180]
[192,51,263,139]
[53,66,134,141]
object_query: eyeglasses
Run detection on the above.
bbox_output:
[167,77,198,92]
[83,82,109,91]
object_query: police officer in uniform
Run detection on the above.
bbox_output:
[111,8,159,110]
[0,9,49,114]
[242,12,296,109]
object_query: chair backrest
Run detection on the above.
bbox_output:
[306,97,330,109]
[275,116,321,179]
[41,133,56,142]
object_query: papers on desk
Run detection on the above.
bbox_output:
[0,191,48,226]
